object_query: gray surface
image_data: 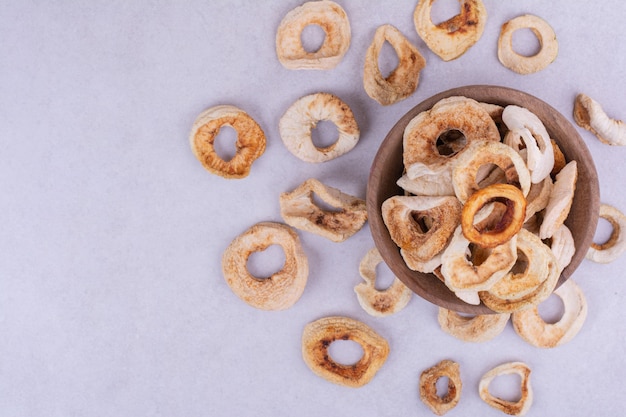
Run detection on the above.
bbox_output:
[1,1,625,416]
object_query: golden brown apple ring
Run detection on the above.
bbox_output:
[354,248,413,317]
[363,24,426,106]
[479,362,533,416]
[222,222,308,310]
[586,203,626,263]
[498,14,558,75]
[381,195,462,270]
[275,0,351,70]
[403,96,500,176]
[461,183,527,249]
[189,105,266,179]
[441,226,517,296]
[279,92,360,163]
[512,279,587,348]
[438,307,510,343]
[301,316,389,388]
[419,359,462,415]
[452,140,531,203]
[279,178,367,242]
[413,0,487,61]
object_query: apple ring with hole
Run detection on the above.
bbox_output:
[413,0,487,61]
[382,195,462,270]
[354,248,413,317]
[502,104,554,184]
[189,105,266,179]
[461,183,527,249]
[479,362,533,416]
[279,92,359,163]
[403,96,500,186]
[479,231,560,313]
[276,0,351,70]
[586,203,626,263]
[441,226,518,301]
[279,178,367,242]
[511,279,587,348]
[301,316,389,388]
[363,24,426,106]
[498,14,558,75]
[222,222,308,310]
[419,359,462,415]
[452,140,531,203]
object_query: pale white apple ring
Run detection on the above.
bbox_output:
[279,92,359,163]
[574,93,626,146]
[498,14,558,75]
[276,0,351,70]
[512,279,587,348]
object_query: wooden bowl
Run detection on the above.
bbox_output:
[367,85,600,314]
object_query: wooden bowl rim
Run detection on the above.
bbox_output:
[367,84,600,314]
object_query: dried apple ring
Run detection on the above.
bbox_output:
[524,176,552,222]
[512,279,587,348]
[586,203,626,263]
[547,224,575,273]
[479,362,533,416]
[403,96,500,175]
[498,14,558,75]
[461,183,527,249]
[354,248,413,317]
[279,92,360,163]
[413,0,487,61]
[275,0,351,70]
[480,235,559,313]
[363,24,426,106]
[441,226,517,297]
[419,359,462,415]
[222,222,308,310]
[452,140,531,203]
[438,307,510,343]
[279,178,367,242]
[487,229,553,301]
[382,196,462,270]
[189,105,266,179]
[574,93,626,146]
[549,139,567,177]
[539,160,577,239]
[301,316,389,388]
